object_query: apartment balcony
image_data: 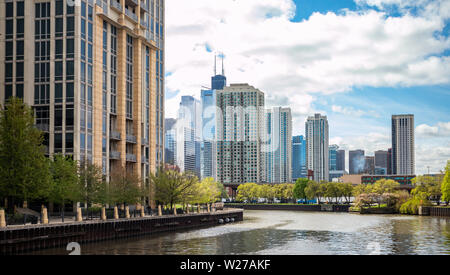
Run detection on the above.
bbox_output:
[126,134,137,144]
[140,1,149,12]
[110,131,121,141]
[110,0,123,12]
[125,8,138,22]
[128,0,139,6]
[142,137,149,146]
[140,20,149,29]
[110,151,121,160]
[141,155,148,164]
[126,154,137,163]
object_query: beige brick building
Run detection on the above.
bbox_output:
[0,0,165,200]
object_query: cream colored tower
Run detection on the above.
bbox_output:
[0,0,165,205]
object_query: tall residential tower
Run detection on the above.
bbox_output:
[392,114,415,175]
[305,114,329,182]
[0,0,165,188]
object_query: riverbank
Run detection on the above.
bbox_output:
[225,203,350,212]
[0,209,243,255]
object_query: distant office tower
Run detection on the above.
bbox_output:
[292,135,307,181]
[211,54,227,90]
[264,107,292,183]
[164,118,177,165]
[0,0,165,185]
[387,148,393,175]
[375,150,388,175]
[329,145,339,171]
[201,89,217,179]
[216,84,265,184]
[364,156,375,175]
[392,115,415,175]
[176,96,201,177]
[305,114,329,182]
[349,150,365,174]
[336,150,346,171]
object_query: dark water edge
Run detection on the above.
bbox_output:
[27,211,450,255]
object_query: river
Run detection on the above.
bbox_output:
[31,210,450,255]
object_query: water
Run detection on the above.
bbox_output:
[31,211,450,255]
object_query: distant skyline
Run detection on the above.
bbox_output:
[165,0,450,174]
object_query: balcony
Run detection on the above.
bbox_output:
[126,134,137,144]
[110,131,121,141]
[142,137,149,146]
[125,8,138,22]
[140,1,149,12]
[110,0,122,12]
[126,154,137,163]
[110,151,121,160]
[140,20,149,29]
[141,155,148,164]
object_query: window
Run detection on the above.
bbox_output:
[66,105,74,129]
[55,83,63,103]
[55,40,63,59]
[6,3,13,18]
[66,83,74,103]
[54,105,63,130]
[66,133,74,153]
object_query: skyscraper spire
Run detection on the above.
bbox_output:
[214,53,217,76]
[221,52,224,76]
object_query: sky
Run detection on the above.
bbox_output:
[164,0,450,174]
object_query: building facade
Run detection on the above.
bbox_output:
[392,114,415,175]
[0,0,164,188]
[201,89,216,179]
[264,107,292,183]
[349,149,365,174]
[292,135,307,182]
[216,84,265,184]
[364,156,375,175]
[164,118,176,165]
[336,149,345,172]
[305,113,329,182]
[176,95,201,177]
[329,144,339,171]
[375,150,388,175]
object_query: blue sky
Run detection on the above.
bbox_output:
[165,0,450,174]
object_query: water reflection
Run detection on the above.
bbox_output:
[30,211,450,255]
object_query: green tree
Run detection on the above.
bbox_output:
[441,161,450,205]
[340,183,354,204]
[412,174,443,205]
[150,168,198,210]
[48,154,80,222]
[78,162,105,209]
[293,178,308,202]
[236,183,258,203]
[305,181,323,204]
[110,167,142,207]
[0,97,51,211]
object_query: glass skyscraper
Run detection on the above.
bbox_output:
[201,89,216,179]
[292,135,307,181]
[305,114,329,182]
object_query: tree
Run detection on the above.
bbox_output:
[109,167,142,207]
[293,178,308,202]
[150,168,198,210]
[340,183,354,204]
[441,161,450,205]
[305,181,323,204]
[48,154,80,222]
[0,97,51,211]
[236,183,258,203]
[78,162,105,209]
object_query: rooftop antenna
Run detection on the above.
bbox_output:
[221,52,225,76]
[214,52,217,76]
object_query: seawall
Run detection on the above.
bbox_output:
[0,209,243,255]
[225,204,350,212]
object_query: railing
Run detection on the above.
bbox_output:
[126,134,137,144]
[96,0,109,15]
[110,151,121,160]
[141,155,148,163]
[110,131,121,140]
[125,8,138,22]
[110,0,122,12]
[126,154,137,163]
[35,124,49,132]
[140,20,149,29]
[142,137,149,146]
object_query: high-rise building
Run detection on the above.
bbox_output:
[329,145,339,171]
[211,54,226,90]
[216,84,265,184]
[349,150,365,174]
[392,114,415,175]
[375,150,388,175]
[336,150,345,171]
[387,148,392,175]
[176,96,201,177]
[264,107,292,183]
[164,118,176,165]
[364,156,375,175]
[305,114,329,182]
[292,135,307,182]
[0,0,164,186]
[201,89,216,179]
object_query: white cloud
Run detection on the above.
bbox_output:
[165,0,450,119]
[416,122,450,137]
